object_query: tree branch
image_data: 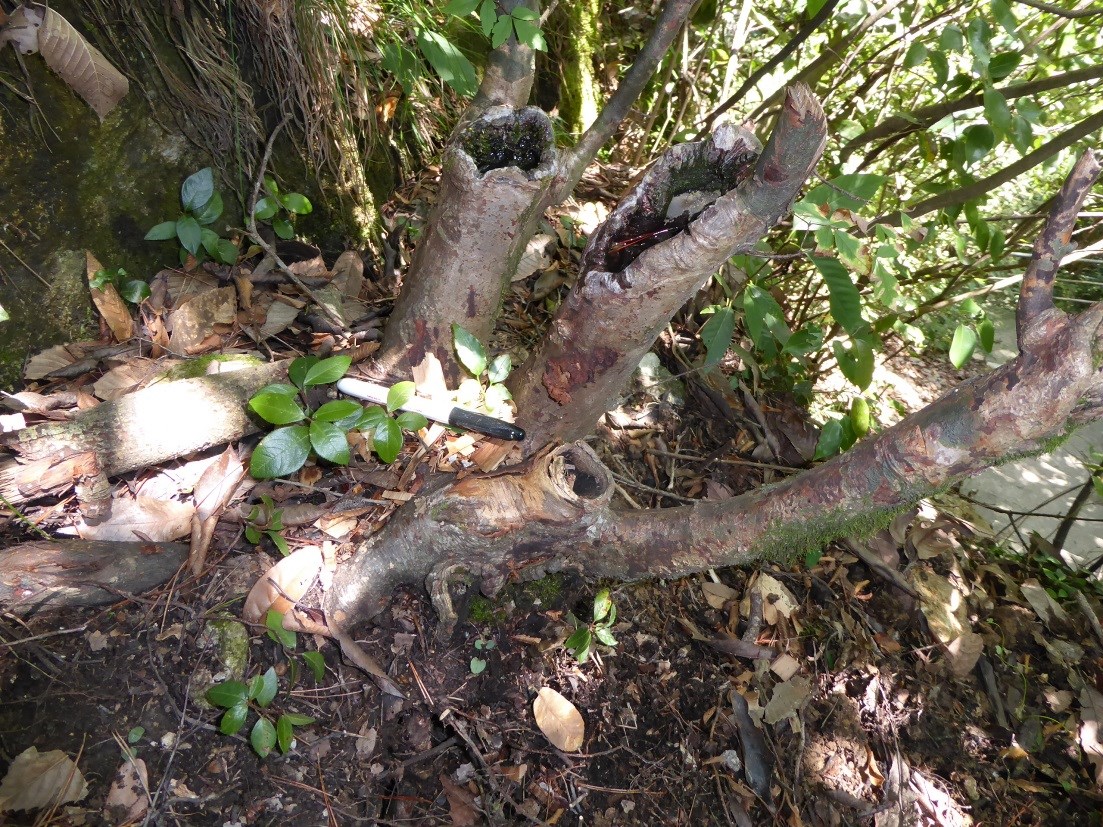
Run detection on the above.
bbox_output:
[701,0,841,131]
[840,63,1103,161]
[873,108,1103,225]
[1010,0,1103,17]
[1018,149,1100,344]
[553,0,696,203]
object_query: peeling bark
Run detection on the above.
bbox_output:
[509,85,827,452]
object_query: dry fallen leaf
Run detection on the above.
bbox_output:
[1080,686,1103,789]
[77,496,195,542]
[1019,578,1070,626]
[910,568,968,644]
[533,687,585,752]
[763,675,811,725]
[702,581,739,610]
[0,746,89,812]
[103,756,149,823]
[38,7,129,120]
[243,546,323,623]
[86,252,134,342]
[946,630,984,677]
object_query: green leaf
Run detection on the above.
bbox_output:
[490,15,513,47]
[928,50,949,86]
[565,628,592,663]
[487,354,512,384]
[120,279,151,304]
[269,531,289,557]
[511,6,538,19]
[812,257,866,337]
[484,383,511,411]
[512,17,545,50]
[283,713,315,726]
[372,418,403,463]
[783,325,823,357]
[302,651,326,682]
[978,318,995,352]
[250,391,306,425]
[288,357,318,389]
[594,627,617,647]
[245,524,261,544]
[395,411,429,432]
[479,0,496,35]
[247,674,264,701]
[264,176,280,197]
[201,228,221,257]
[310,420,351,465]
[833,338,876,390]
[251,717,277,758]
[215,238,239,265]
[988,52,1021,82]
[963,125,995,164]
[256,666,278,708]
[303,355,352,387]
[814,419,844,460]
[276,715,294,754]
[265,609,297,648]
[903,41,927,69]
[220,702,249,736]
[802,174,885,211]
[195,191,224,225]
[416,30,478,97]
[250,425,311,479]
[443,0,480,15]
[989,228,1006,259]
[273,218,295,240]
[206,680,249,708]
[145,220,177,241]
[127,726,145,744]
[181,167,215,212]
[991,0,1018,32]
[592,589,612,623]
[470,657,487,675]
[949,324,978,368]
[452,324,488,377]
[280,193,312,215]
[939,25,963,53]
[700,306,735,366]
[387,381,415,413]
[314,399,364,425]
[1017,98,1043,124]
[984,89,1011,139]
[966,18,991,72]
[357,405,389,430]
[176,215,202,255]
[254,196,279,221]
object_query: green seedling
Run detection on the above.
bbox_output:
[470,636,496,675]
[252,176,312,240]
[451,324,514,419]
[564,588,618,664]
[90,267,150,305]
[244,495,289,557]
[145,167,239,267]
[247,354,428,479]
[263,610,328,687]
[206,665,315,758]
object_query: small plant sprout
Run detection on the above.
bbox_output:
[470,636,496,675]
[564,588,618,665]
[145,167,239,267]
[247,354,428,479]
[451,324,515,419]
[244,495,289,556]
[90,267,151,305]
[206,665,315,758]
[253,175,313,240]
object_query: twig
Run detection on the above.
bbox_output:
[0,235,49,287]
[245,116,348,331]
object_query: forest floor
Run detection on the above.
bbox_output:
[3,180,1103,826]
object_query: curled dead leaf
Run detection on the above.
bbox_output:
[533,687,584,752]
[243,546,323,623]
[0,746,88,812]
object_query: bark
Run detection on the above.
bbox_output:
[323,150,1103,632]
[376,107,557,383]
[0,361,285,504]
[508,85,826,452]
[0,539,187,613]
